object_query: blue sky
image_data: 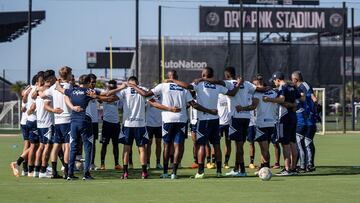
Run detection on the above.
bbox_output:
[0,0,359,82]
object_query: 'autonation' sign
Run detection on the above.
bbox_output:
[200,6,345,33]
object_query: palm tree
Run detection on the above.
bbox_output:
[10,81,27,98]
[346,81,360,102]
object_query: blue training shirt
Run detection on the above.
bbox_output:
[296,83,310,126]
[301,82,318,126]
[64,86,95,121]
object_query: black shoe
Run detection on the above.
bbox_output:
[66,175,79,180]
[82,175,94,180]
[51,174,63,179]
[306,166,316,172]
[63,171,68,179]
[298,167,307,173]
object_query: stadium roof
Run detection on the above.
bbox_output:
[0,11,46,43]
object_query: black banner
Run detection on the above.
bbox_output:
[86,52,133,69]
[228,0,319,5]
[200,6,345,33]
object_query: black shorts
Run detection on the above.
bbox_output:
[278,122,297,145]
[229,118,250,143]
[92,122,99,140]
[146,126,162,139]
[219,124,229,139]
[101,121,120,144]
[196,119,220,145]
[255,127,274,142]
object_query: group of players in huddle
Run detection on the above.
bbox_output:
[10,65,319,180]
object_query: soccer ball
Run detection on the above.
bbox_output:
[258,167,272,181]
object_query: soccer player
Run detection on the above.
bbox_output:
[134,70,218,179]
[86,74,100,170]
[99,80,121,170]
[41,66,72,178]
[170,67,240,178]
[247,106,257,170]
[291,71,318,172]
[252,75,278,171]
[56,74,98,180]
[266,71,301,176]
[146,94,163,169]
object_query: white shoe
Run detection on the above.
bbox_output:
[225,169,238,176]
[46,166,52,173]
[39,172,52,178]
[90,164,98,171]
[33,171,39,178]
[61,166,65,172]
[156,163,163,169]
[171,174,177,179]
[21,170,28,176]
[234,172,247,177]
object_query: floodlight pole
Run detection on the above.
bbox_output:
[135,0,139,77]
[256,7,260,74]
[240,0,244,78]
[158,5,162,83]
[27,0,32,85]
[342,2,347,134]
[351,8,355,131]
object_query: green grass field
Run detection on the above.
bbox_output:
[0,133,360,202]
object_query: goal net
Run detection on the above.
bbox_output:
[0,100,20,130]
[313,88,326,135]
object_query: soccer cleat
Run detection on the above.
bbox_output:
[216,172,222,178]
[272,163,280,169]
[10,162,20,177]
[306,166,316,172]
[160,173,169,179]
[223,163,230,169]
[141,172,149,179]
[234,172,247,177]
[39,172,52,179]
[82,175,94,180]
[46,166,52,173]
[33,171,39,178]
[191,163,199,169]
[225,170,238,176]
[51,174,63,179]
[249,163,256,169]
[90,164,98,171]
[66,175,79,180]
[276,169,293,176]
[121,172,129,179]
[206,163,215,169]
[114,165,122,170]
[298,168,307,173]
[27,172,34,177]
[21,171,28,177]
[129,163,134,169]
[61,166,65,172]
[99,164,106,170]
[194,173,204,179]
[171,174,177,180]
[156,163,163,169]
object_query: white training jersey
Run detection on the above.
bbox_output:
[146,96,162,127]
[102,101,120,124]
[253,90,279,128]
[193,81,228,121]
[225,80,256,119]
[35,97,54,128]
[218,94,231,125]
[190,106,198,125]
[151,83,193,123]
[20,102,28,125]
[44,83,72,125]
[26,86,37,122]
[86,100,99,123]
[224,79,238,117]
[117,86,147,127]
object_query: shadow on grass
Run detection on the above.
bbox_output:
[73,166,360,180]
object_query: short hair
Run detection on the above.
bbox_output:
[128,76,138,82]
[88,73,97,81]
[252,74,264,82]
[292,71,303,81]
[224,66,236,78]
[45,69,55,77]
[59,66,72,80]
[108,80,117,88]
[204,66,214,78]
[37,71,45,79]
[78,74,91,85]
[31,75,38,85]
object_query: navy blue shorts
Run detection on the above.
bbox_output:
[92,123,99,140]
[38,126,54,144]
[271,126,280,144]
[21,124,29,141]
[27,121,39,144]
[54,123,71,144]
[219,124,229,139]
[305,125,317,140]
[229,118,249,143]
[190,123,197,133]
[101,121,120,144]
[146,126,162,139]
[196,119,220,145]
[162,122,186,144]
[120,126,149,147]
[71,120,93,143]
[247,125,256,143]
[255,127,274,142]
[296,125,308,139]
[277,121,297,145]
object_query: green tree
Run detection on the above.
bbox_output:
[346,81,360,102]
[10,81,27,98]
